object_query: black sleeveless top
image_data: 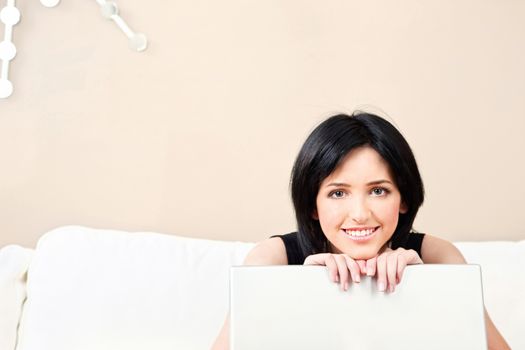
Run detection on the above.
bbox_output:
[272,232,425,265]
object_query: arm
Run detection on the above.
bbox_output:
[210,237,288,350]
[421,235,511,350]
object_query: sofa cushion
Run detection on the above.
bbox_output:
[16,226,255,350]
[0,245,33,350]
[455,241,525,350]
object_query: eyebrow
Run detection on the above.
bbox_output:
[325,180,394,187]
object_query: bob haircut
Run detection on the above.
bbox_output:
[290,112,425,256]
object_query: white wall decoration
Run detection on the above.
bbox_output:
[0,0,147,99]
[98,1,148,52]
[0,0,20,98]
[39,0,60,7]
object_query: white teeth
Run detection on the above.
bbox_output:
[345,228,375,237]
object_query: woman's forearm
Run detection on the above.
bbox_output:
[210,315,230,350]
[485,309,510,350]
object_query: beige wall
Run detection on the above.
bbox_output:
[1,0,524,248]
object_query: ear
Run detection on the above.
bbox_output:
[400,202,408,214]
[312,209,319,220]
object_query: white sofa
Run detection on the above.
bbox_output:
[1,226,523,350]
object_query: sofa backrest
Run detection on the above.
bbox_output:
[7,226,524,350]
[15,226,255,350]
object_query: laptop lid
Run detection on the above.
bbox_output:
[230,264,486,350]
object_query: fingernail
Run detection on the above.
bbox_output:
[344,282,349,291]
[378,282,385,292]
[389,285,395,293]
[367,267,374,276]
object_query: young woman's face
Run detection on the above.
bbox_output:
[315,146,406,260]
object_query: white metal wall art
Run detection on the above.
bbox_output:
[98,1,148,52]
[0,0,148,99]
[0,0,20,98]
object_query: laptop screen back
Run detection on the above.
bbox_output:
[230,264,486,350]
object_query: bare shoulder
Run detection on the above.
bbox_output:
[243,237,288,265]
[421,234,467,264]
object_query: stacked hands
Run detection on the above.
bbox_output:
[304,248,423,293]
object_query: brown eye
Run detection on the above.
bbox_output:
[330,190,345,198]
[371,187,387,196]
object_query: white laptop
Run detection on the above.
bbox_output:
[230,264,487,350]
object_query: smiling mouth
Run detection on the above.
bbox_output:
[342,227,379,241]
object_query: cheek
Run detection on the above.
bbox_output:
[316,199,343,228]
[374,200,401,226]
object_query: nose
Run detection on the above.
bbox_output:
[349,197,371,224]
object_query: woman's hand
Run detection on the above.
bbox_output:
[304,253,364,291]
[366,247,423,292]
[303,248,422,292]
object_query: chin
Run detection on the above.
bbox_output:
[331,240,383,260]
[348,251,377,260]
[341,244,381,260]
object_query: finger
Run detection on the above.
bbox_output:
[376,254,387,292]
[365,256,377,276]
[406,249,423,265]
[397,250,422,283]
[324,255,339,283]
[342,255,361,284]
[396,253,407,284]
[333,255,350,290]
[356,260,367,275]
[386,253,399,292]
[303,253,331,266]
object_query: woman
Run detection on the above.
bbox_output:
[212,112,510,349]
